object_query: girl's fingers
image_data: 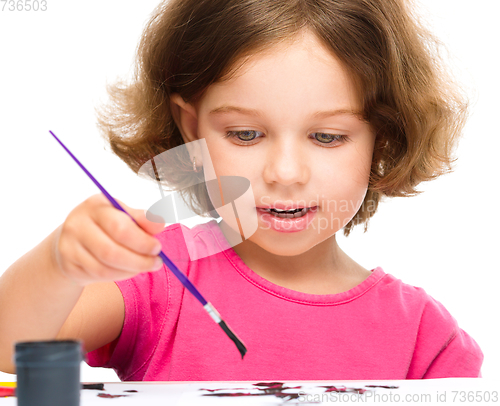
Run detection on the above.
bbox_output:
[81,217,163,273]
[87,194,165,256]
[67,241,162,285]
[55,194,166,286]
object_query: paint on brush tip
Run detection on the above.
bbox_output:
[218,320,247,358]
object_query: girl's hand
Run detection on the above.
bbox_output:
[52,193,166,286]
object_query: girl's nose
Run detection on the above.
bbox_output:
[262,138,310,186]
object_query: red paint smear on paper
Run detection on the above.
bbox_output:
[0,387,15,397]
[203,391,302,400]
[97,393,129,398]
[200,387,248,392]
[319,385,367,394]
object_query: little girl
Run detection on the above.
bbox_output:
[0,0,483,381]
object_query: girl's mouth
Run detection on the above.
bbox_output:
[257,206,318,233]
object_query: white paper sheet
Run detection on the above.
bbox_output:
[1,379,498,406]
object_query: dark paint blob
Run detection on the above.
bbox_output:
[123,390,138,393]
[253,382,286,388]
[82,383,105,390]
[254,382,302,392]
[365,385,399,389]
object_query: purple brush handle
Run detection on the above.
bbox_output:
[49,131,207,306]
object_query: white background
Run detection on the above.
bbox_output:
[0,0,498,382]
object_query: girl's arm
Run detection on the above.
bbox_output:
[0,227,124,374]
[0,194,164,374]
[55,280,125,357]
[0,227,81,373]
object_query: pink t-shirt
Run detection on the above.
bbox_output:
[86,220,483,381]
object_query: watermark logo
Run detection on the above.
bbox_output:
[140,139,258,261]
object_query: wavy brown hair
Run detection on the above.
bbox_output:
[96,0,469,237]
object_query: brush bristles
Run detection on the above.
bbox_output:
[218,320,247,359]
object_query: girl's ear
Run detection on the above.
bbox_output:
[170,93,199,143]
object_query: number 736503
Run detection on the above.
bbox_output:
[1,0,48,11]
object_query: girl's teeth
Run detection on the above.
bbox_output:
[264,207,311,218]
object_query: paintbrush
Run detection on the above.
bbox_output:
[49,130,247,359]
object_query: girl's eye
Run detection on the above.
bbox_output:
[310,132,350,147]
[225,130,263,143]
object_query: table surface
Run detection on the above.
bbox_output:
[1,378,499,405]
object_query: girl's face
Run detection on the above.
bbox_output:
[175,30,376,258]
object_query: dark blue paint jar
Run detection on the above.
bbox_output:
[15,340,83,406]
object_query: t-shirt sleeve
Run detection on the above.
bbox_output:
[423,327,484,378]
[406,292,484,379]
[84,224,188,380]
[84,270,170,380]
